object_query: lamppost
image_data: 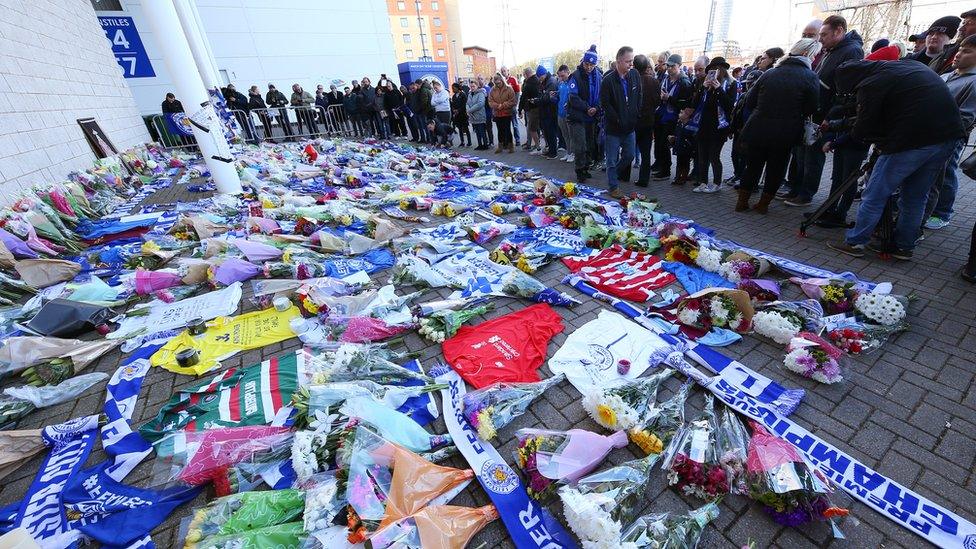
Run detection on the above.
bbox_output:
[415,0,430,60]
[451,39,460,83]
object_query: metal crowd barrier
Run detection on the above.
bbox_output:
[149,114,199,151]
[151,104,410,151]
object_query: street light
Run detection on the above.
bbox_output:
[452,39,460,83]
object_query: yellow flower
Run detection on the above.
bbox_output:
[185,528,202,544]
[516,255,535,274]
[261,198,276,209]
[399,199,410,210]
[141,240,161,255]
[283,249,293,263]
[563,182,577,197]
[476,408,497,440]
[444,204,458,217]
[431,203,444,216]
[688,248,699,260]
[596,404,617,428]
[491,203,505,216]
[629,428,663,454]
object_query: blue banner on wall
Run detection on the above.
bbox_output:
[98,16,155,78]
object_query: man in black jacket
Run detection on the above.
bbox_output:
[652,54,693,181]
[266,84,293,138]
[224,84,254,142]
[519,68,541,151]
[600,46,642,198]
[161,93,184,113]
[534,67,560,158]
[785,15,863,206]
[827,60,965,260]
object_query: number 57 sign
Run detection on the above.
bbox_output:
[99,16,155,78]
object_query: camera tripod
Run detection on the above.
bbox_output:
[798,149,898,258]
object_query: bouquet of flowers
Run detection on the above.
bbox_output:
[490,201,523,216]
[854,292,908,326]
[675,289,754,333]
[291,419,348,482]
[716,405,750,496]
[738,279,781,304]
[344,426,473,543]
[416,302,493,343]
[660,233,699,264]
[263,260,331,280]
[752,300,823,345]
[187,523,305,549]
[498,269,579,306]
[299,472,345,535]
[792,277,861,315]
[391,255,451,290]
[626,199,665,229]
[461,373,565,441]
[513,428,628,502]
[558,454,660,548]
[489,241,548,274]
[429,200,472,218]
[662,394,729,500]
[314,315,414,344]
[182,489,305,549]
[620,502,720,548]
[581,369,674,431]
[746,422,849,528]
[717,251,770,283]
[783,332,845,384]
[464,220,517,245]
[694,243,724,273]
[299,345,431,386]
[629,379,694,455]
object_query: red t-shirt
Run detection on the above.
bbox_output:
[506,76,521,94]
[442,303,563,388]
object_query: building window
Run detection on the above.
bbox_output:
[435,33,443,43]
[405,49,414,58]
[431,1,439,9]
[433,17,441,27]
[402,34,411,43]
[397,0,405,9]
[399,17,408,27]
[437,48,445,57]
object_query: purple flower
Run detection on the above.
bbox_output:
[765,505,813,527]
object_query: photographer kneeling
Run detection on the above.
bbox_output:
[827,59,965,260]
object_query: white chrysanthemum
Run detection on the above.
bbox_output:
[718,261,742,283]
[695,246,722,272]
[304,478,341,533]
[854,293,905,326]
[677,306,700,326]
[559,488,622,547]
[752,311,802,345]
[709,296,729,325]
[783,348,810,375]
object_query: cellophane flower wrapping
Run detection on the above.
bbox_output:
[317,315,413,344]
[662,394,729,500]
[291,413,348,482]
[825,321,906,355]
[737,278,781,304]
[299,345,431,387]
[153,426,293,494]
[460,373,565,441]
[629,378,693,455]
[181,489,305,549]
[344,426,473,543]
[298,472,345,536]
[783,332,846,384]
[717,251,770,284]
[793,277,860,315]
[716,405,750,496]
[660,234,700,264]
[620,501,720,548]
[581,369,673,432]
[366,504,499,549]
[186,522,306,549]
[675,289,754,333]
[558,454,660,548]
[746,422,848,528]
[752,300,824,345]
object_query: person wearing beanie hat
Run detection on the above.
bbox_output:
[925,11,976,74]
[566,45,602,181]
[866,44,903,61]
[870,38,890,52]
[536,65,547,78]
[908,32,927,53]
[909,15,960,66]
[582,45,599,66]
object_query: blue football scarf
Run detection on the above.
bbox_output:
[565,276,804,416]
[437,371,578,549]
[651,346,976,548]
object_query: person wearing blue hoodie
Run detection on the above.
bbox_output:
[784,15,864,207]
[567,45,602,182]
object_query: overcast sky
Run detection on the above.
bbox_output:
[458,0,974,66]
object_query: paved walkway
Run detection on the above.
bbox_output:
[0,139,973,548]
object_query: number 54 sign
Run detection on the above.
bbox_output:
[98,16,155,78]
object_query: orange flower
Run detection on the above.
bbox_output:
[823,506,849,519]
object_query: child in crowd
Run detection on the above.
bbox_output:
[669,107,696,185]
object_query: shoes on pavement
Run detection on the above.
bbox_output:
[652,171,671,181]
[565,154,575,163]
[608,188,624,199]
[784,197,812,207]
[924,216,950,230]
[699,183,720,193]
[827,241,865,258]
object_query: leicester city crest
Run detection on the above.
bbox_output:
[480,461,518,495]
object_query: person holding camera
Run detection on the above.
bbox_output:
[827,59,965,260]
[689,57,736,194]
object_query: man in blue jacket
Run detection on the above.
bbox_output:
[600,46,642,198]
[567,45,601,182]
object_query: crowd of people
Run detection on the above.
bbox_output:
[160,7,976,281]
